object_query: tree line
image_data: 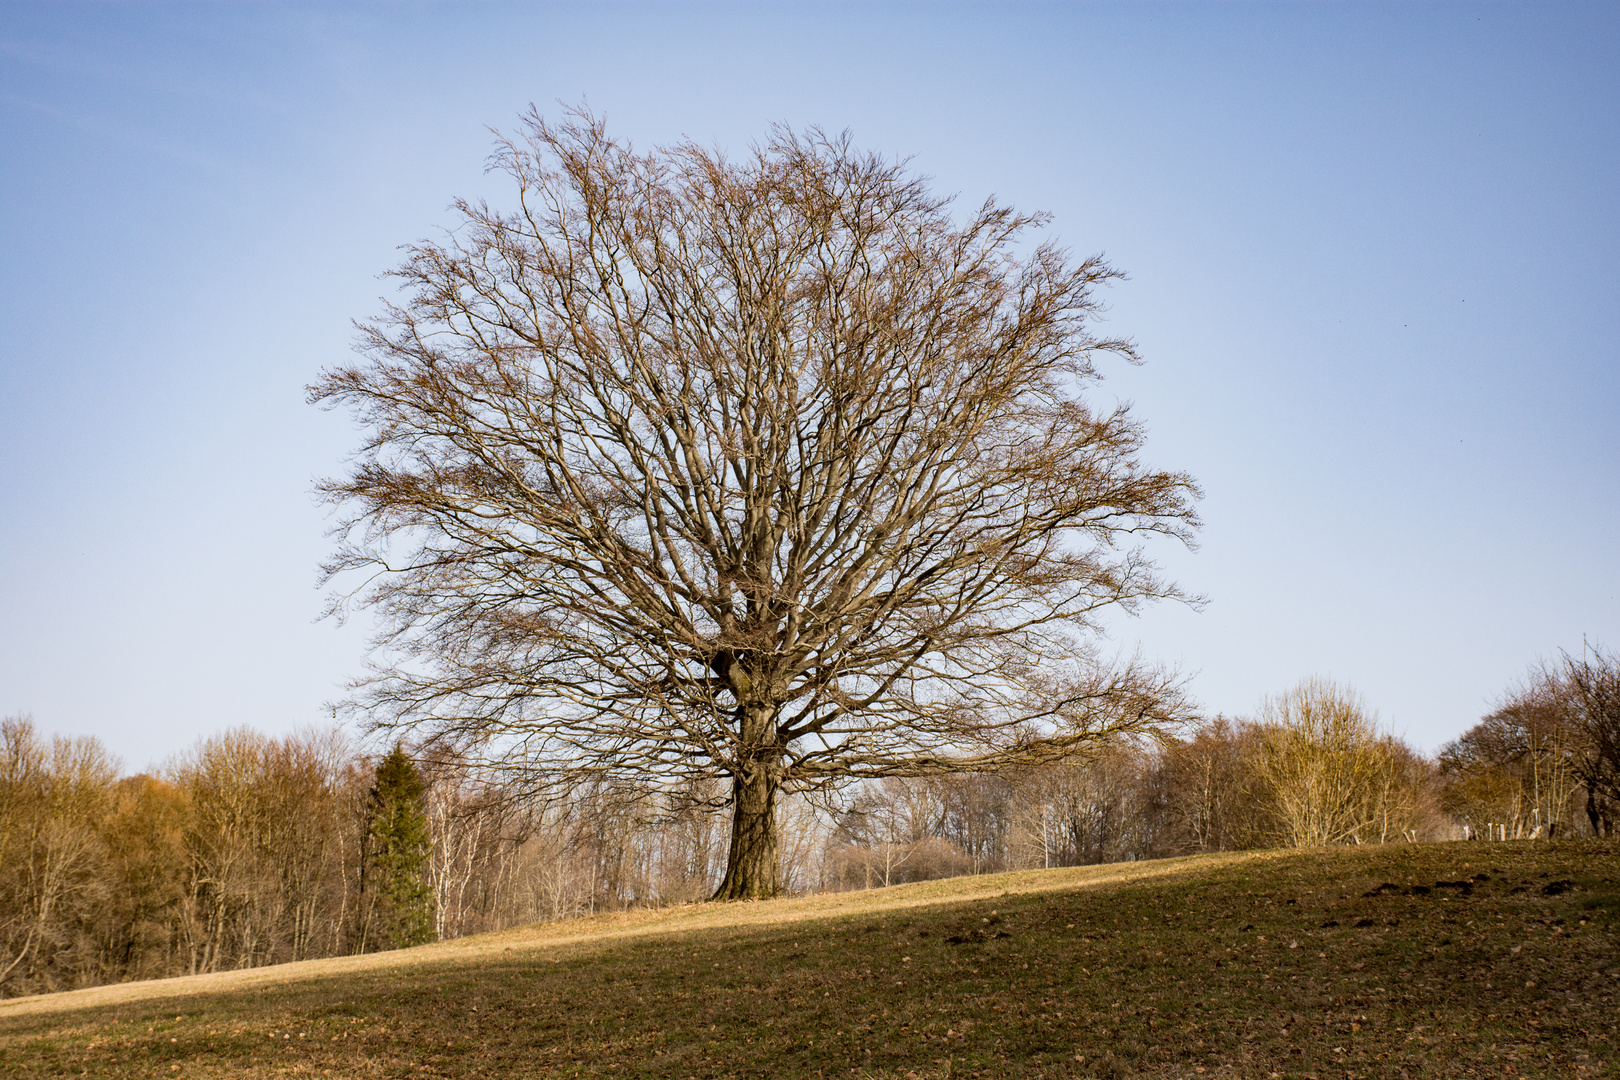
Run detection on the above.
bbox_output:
[5,646,1614,998]
[0,723,434,998]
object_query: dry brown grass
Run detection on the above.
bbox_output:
[1,842,1615,1078]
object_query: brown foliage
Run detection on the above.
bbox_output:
[1252,678,1438,847]
[0,716,118,995]
[1441,643,1620,839]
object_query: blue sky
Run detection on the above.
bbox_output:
[2,1,1616,770]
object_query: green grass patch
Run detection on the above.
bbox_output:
[2,842,1616,1078]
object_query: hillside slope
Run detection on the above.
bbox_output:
[1,842,1615,1078]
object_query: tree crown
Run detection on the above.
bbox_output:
[312,110,1200,803]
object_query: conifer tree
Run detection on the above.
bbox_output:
[359,744,435,950]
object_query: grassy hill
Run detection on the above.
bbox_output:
[2,842,1615,1079]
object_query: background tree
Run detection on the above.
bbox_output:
[1445,644,1620,839]
[1438,687,1580,839]
[0,692,1475,1000]
[1251,678,1434,847]
[169,728,278,973]
[259,728,360,961]
[94,774,190,983]
[1559,643,1620,837]
[359,745,435,950]
[1005,744,1169,868]
[933,773,1015,874]
[1158,717,1270,852]
[0,716,118,995]
[828,778,936,889]
[311,110,1200,899]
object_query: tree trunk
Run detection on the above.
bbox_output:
[1587,787,1610,839]
[713,751,782,900]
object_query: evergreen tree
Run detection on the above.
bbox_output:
[359,744,435,950]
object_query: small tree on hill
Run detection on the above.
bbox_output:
[359,745,435,950]
[1254,678,1433,847]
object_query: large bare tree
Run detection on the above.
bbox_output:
[311,110,1201,899]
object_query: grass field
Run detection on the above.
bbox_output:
[1,841,1615,1079]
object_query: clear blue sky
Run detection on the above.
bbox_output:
[2,2,1616,770]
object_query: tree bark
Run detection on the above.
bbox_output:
[713,706,783,900]
[713,763,780,899]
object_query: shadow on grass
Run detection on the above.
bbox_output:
[2,841,1616,1079]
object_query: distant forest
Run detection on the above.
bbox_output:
[3,651,1615,999]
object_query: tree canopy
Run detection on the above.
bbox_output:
[312,110,1200,898]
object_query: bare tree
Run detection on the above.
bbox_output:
[1559,643,1620,837]
[933,773,1015,874]
[1439,684,1582,840]
[1441,644,1620,840]
[311,109,1200,899]
[1251,678,1435,848]
[774,794,830,895]
[1159,716,1270,853]
[168,728,275,973]
[423,773,510,940]
[96,774,191,983]
[830,779,934,888]
[1006,745,1167,868]
[265,728,361,961]
[518,809,598,921]
[0,717,120,995]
